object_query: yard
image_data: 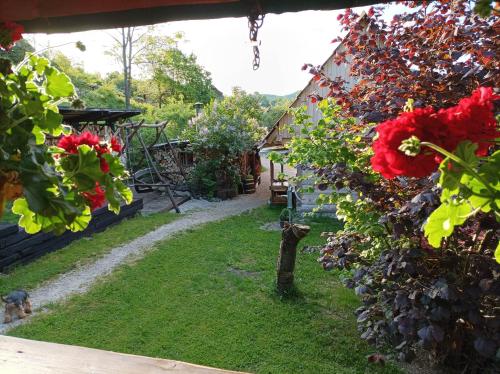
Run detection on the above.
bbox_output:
[1,2,498,373]
[7,207,399,374]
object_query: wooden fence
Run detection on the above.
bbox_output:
[0,199,143,272]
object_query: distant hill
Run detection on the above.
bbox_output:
[260,91,299,105]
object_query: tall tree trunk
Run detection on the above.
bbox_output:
[121,28,130,110]
[276,223,310,293]
[127,27,133,110]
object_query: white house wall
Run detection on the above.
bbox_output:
[276,43,355,143]
[282,43,356,213]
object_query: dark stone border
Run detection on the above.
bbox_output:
[0,199,143,272]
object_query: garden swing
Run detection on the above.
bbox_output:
[115,120,192,213]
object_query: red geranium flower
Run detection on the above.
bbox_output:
[58,132,113,173]
[58,132,100,154]
[82,183,106,210]
[57,134,79,154]
[110,137,122,153]
[371,87,499,179]
[94,144,109,156]
[0,21,24,50]
[436,87,499,156]
[99,157,110,173]
[371,107,448,179]
[78,132,100,148]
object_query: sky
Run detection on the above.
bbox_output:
[26,8,369,96]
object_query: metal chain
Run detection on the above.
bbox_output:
[248,5,265,70]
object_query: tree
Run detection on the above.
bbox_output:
[261,97,290,129]
[107,27,150,109]
[139,34,220,106]
[141,97,195,138]
[49,52,127,109]
[217,87,264,125]
[51,53,101,101]
[183,89,266,197]
[304,2,499,123]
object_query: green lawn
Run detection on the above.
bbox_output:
[0,211,177,295]
[8,207,400,374]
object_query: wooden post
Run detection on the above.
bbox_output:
[270,159,274,184]
[276,223,310,293]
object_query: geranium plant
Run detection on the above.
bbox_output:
[285,2,499,369]
[0,22,132,234]
[372,87,499,260]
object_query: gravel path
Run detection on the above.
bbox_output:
[0,160,273,334]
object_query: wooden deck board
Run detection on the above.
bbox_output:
[0,335,245,374]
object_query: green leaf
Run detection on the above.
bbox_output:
[105,186,120,214]
[68,206,92,232]
[474,0,493,17]
[454,141,479,167]
[115,179,133,204]
[439,141,478,191]
[39,109,63,135]
[424,201,471,248]
[31,126,46,144]
[479,150,500,186]
[29,55,50,75]
[45,67,74,98]
[12,198,42,234]
[75,145,105,182]
[102,153,126,176]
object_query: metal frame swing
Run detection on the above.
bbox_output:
[115,120,191,213]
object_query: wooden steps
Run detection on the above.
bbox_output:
[242,175,256,194]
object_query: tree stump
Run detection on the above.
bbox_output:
[276,222,310,293]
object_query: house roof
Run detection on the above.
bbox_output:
[2,1,380,33]
[259,14,369,149]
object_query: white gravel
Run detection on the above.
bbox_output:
[0,161,273,334]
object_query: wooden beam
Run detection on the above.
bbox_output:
[5,0,382,33]
[0,335,246,374]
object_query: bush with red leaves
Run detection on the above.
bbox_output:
[296,3,500,372]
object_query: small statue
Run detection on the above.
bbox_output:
[2,290,32,323]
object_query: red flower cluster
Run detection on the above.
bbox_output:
[371,87,499,179]
[0,22,24,50]
[57,132,122,174]
[82,183,106,211]
[57,132,123,211]
[58,132,99,154]
[110,136,123,153]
